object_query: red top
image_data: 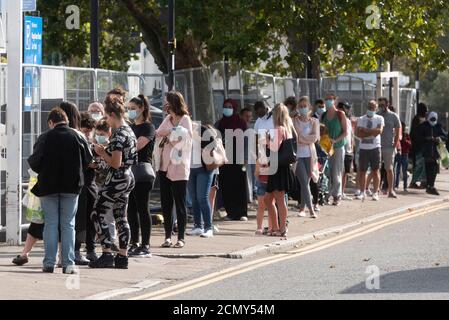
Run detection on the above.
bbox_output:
[400,133,412,155]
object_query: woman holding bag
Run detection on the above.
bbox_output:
[127,95,156,257]
[293,96,320,218]
[265,103,296,238]
[156,91,193,249]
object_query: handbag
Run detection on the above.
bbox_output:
[202,137,228,171]
[131,162,156,184]
[277,137,297,167]
[152,136,168,172]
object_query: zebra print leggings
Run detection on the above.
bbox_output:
[91,170,135,250]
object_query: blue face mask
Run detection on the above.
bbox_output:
[316,107,326,115]
[95,135,108,145]
[223,108,234,117]
[367,110,376,118]
[299,107,309,116]
[325,100,334,110]
[128,110,138,120]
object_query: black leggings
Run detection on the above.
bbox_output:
[159,171,187,241]
[75,185,97,253]
[310,180,319,205]
[128,182,153,246]
[425,158,438,188]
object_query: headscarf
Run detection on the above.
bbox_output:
[216,99,247,132]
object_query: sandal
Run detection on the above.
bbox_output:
[174,240,185,248]
[161,239,172,248]
[255,229,263,236]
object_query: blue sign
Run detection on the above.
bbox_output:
[23,16,42,65]
[23,0,37,12]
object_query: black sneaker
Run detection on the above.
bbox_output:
[129,245,152,258]
[75,251,90,266]
[409,182,420,189]
[426,187,440,196]
[111,244,120,252]
[86,251,98,262]
[114,254,128,269]
[42,266,54,273]
[88,252,114,268]
[128,243,139,256]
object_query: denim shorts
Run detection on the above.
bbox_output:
[256,181,268,197]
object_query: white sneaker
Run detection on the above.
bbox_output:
[298,210,306,217]
[365,189,373,197]
[240,217,248,222]
[200,230,214,238]
[342,193,353,201]
[313,204,320,212]
[355,192,366,200]
[354,190,361,197]
[372,192,379,201]
[213,225,220,233]
[186,228,204,236]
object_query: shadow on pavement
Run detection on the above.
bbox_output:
[341,266,449,294]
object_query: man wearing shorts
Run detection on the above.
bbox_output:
[355,100,384,201]
[378,97,401,198]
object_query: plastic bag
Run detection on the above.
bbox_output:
[438,141,449,169]
[23,169,44,224]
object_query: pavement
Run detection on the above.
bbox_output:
[1,171,449,299]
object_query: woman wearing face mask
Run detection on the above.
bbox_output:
[293,96,320,218]
[215,99,248,221]
[89,96,137,269]
[156,91,193,249]
[416,111,447,196]
[126,95,156,257]
[88,102,105,123]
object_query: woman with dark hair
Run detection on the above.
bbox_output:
[215,99,248,221]
[59,101,81,130]
[156,91,193,249]
[28,107,92,273]
[89,99,137,269]
[127,95,156,257]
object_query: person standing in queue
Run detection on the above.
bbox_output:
[157,91,193,249]
[127,95,156,257]
[89,96,137,269]
[215,99,248,221]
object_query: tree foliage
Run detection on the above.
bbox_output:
[38,0,140,71]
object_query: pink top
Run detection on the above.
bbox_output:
[156,114,193,181]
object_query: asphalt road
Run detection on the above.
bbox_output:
[169,207,449,300]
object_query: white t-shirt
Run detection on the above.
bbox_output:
[345,118,353,155]
[296,120,312,158]
[357,115,385,150]
[254,113,274,133]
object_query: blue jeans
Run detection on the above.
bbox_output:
[40,193,79,268]
[394,154,409,189]
[188,167,214,231]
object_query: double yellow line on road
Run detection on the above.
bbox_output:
[130,201,449,300]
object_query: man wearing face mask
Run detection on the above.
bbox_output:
[313,99,326,121]
[322,93,348,206]
[355,101,384,201]
[416,112,447,195]
[378,97,401,199]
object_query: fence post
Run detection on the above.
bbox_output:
[238,66,244,110]
[93,69,98,101]
[189,68,196,119]
[272,76,277,104]
[6,0,23,245]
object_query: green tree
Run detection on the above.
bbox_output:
[39,0,140,71]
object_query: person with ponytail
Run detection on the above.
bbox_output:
[89,99,137,269]
[127,95,156,257]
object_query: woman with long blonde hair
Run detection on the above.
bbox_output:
[264,103,296,237]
